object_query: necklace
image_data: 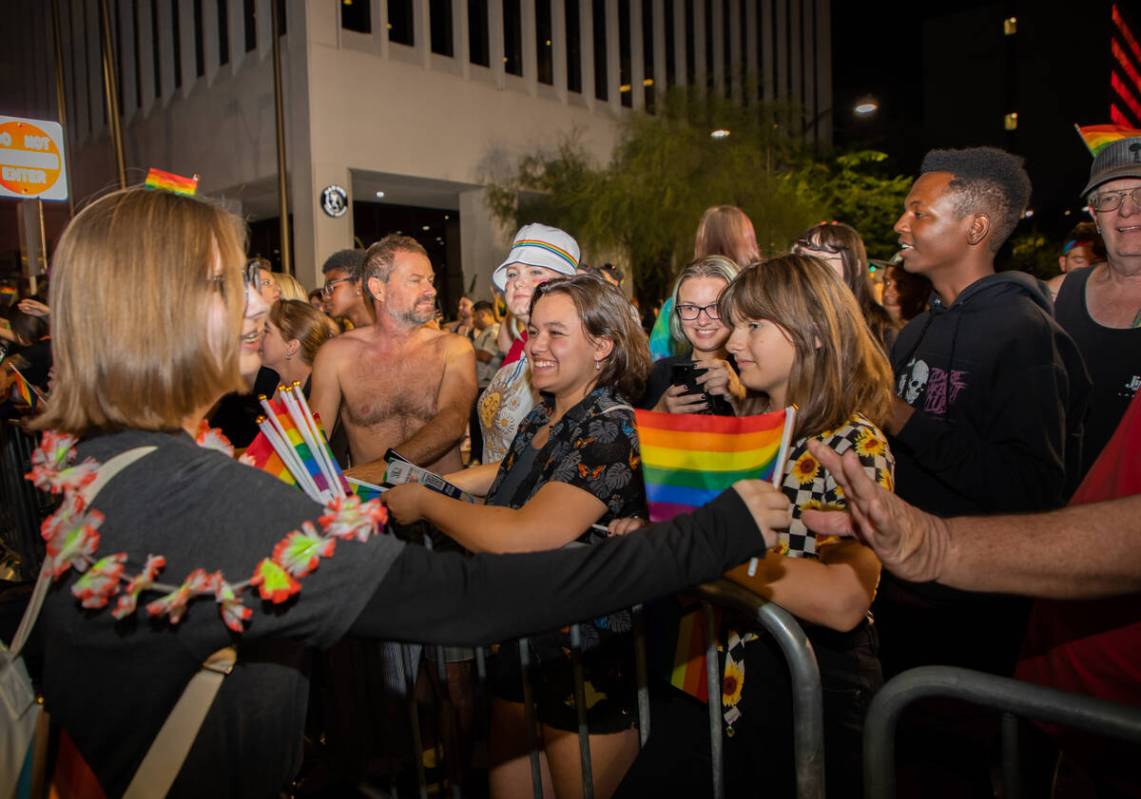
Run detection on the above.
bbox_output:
[27,427,389,632]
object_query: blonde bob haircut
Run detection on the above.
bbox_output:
[35,187,248,436]
[718,254,894,439]
[667,254,741,351]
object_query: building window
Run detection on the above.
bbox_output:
[503,0,523,75]
[469,0,489,65]
[537,0,553,84]
[664,0,675,87]
[152,0,162,95]
[619,0,632,107]
[684,0,694,85]
[642,0,654,111]
[1003,16,1017,35]
[431,0,454,55]
[722,0,731,97]
[193,0,205,77]
[172,0,182,88]
[389,0,414,45]
[243,0,256,51]
[704,0,713,89]
[593,0,607,99]
[133,0,144,104]
[566,0,582,92]
[113,0,124,106]
[217,0,229,64]
[1004,112,1018,131]
[342,0,371,33]
[276,0,286,35]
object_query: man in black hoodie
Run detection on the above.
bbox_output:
[879,147,1091,677]
[875,146,1091,795]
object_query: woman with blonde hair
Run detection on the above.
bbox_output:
[271,271,308,303]
[32,187,789,797]
[260,299,339,394]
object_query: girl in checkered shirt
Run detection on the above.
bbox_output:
[615,253,896,798]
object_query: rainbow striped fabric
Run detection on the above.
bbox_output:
[143,167,199,196]
[635,406,795,523]
[1075,124,1141,156]
[244,394,351,498]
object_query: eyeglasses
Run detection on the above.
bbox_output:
[1089,187,1141,213]
[322,277,352,297]
[676,302,721,321]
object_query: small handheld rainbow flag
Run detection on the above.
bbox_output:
[1074,124,1141,157]
[635,406,795,523]
[6,364,45,411]
[144,167,199,196]
[636,406,796,704]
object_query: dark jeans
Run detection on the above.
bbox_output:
[616,619,882,799]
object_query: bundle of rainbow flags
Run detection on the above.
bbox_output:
[634,406,796,702]
[243,383,382,502]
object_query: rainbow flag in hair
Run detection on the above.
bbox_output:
[144,167,199,196]
[635,407,796,522]
[1074,124,1141,156]
[635,406,796,703]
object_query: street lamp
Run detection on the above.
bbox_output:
[854,97,879,116]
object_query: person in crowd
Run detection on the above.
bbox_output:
[307,287,326,312]
[272,271,308,303]
[321,248,373,330]
[880,264,930,325]
[310,235,476,480]
[478,224,579,463]
[446,295,475,337]
[640,255,745,414]
[1054,138,1141,479]
[32,186,791,797]
[250,257,280,305]
[807,389,1141,798]
[793,221,899,353]
[694,205,762,266]
[615,254,894,798]
[3,307,52,393]
[386,274,650,799]
[469,299,501,462]
[880,145,1092,796]
[1045,220,1103,300]
[259,299,339,396]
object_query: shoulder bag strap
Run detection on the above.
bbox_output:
[122,646,238,799]
[7,445,157,658]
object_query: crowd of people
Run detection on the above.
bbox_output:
[0,135,1138,799]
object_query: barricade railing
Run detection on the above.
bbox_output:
[389,577,825,799]
[0,420,47,579]
[863,665,1141,799]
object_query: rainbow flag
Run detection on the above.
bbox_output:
[245,393,351,500]
[244,428,297,487]
[144,167,199,196]
[635,407,795,523]
[11,370,35,410]
[648,297,677,362]
[1075,124,1141,156]
[636,406,796,703]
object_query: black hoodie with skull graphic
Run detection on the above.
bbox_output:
[889,271,1091,521]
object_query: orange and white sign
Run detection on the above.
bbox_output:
[0,116,68,201]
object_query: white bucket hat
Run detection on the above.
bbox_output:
[492,224,581,291]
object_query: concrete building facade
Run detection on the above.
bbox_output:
[5,0,831,297]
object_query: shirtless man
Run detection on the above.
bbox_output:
[310,235,476,482]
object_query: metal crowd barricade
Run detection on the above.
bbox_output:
[390,577,826,799]
[0,420,47,579]
[863,665,1141,799]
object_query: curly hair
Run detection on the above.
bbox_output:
[919,146,1031,251]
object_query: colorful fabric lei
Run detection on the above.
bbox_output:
[25,430,390,632]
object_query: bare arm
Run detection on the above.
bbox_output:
[443,462,501,497]
[308,341,345,437]
[802,440,1141,599]
[395,336,477,465]
[385,480,607,553]
[724,539,881,631]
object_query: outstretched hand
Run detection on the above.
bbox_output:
[801,439,949,584]
[17,298,49,317]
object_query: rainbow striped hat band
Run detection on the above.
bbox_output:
[493,223,580,291]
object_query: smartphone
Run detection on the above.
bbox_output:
[670,363,733,415]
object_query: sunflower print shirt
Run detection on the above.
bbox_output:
[776,412,894,558]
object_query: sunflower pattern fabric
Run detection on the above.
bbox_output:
[722,413,894,732]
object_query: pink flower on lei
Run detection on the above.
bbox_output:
[112,555,167,619]
[72,553,128,609]
[319,496,388,543]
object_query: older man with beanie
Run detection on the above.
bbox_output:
[477,224,579,463]
[1054,136,1141,479]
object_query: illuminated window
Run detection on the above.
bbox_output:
[1004,112,1018,131]
[1003,17,1017,35]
